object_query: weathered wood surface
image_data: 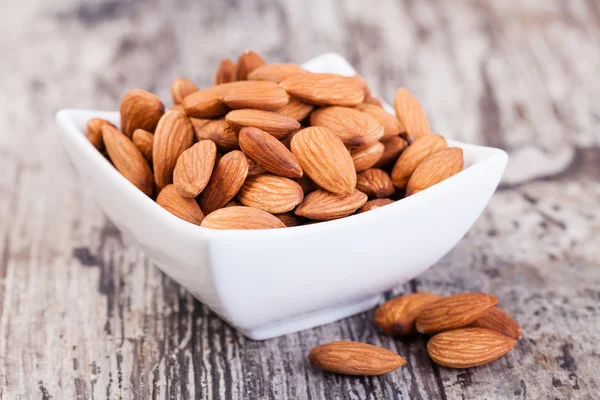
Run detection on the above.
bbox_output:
[1,0,599,398]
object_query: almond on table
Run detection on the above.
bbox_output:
[309,341,406,376]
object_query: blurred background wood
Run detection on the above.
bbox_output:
[1,0,599,398]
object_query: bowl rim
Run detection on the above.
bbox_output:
[56,108,507,240]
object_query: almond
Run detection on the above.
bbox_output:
[427,328,516,368]
[351,142,385,172]
[356,103,405,140]
[214,58,236,85]
[239,127,303,178]
[356,168,395,198]
[171,78,199,105]
[222,81,289,111]
[152,110,195,189]
[182,81,243,118]
[173,140,217,198]
[225,109,300,139]
[394,87,432,140]
[295,189,367,221]
[310,106,384,147]
[156,184,205,225]
[102,125,154,197]
[120,89,165,137]
[391,134,447,189]
[132,128,154,164]
[86,118,115,151]
[358,198,394,213]
[309,341,406,376]
[225,200,242,207]
[192,119,239,152]
[247,63,307,82]
[406,148,464,196]
[247,158,267,176]
[198,150,249,214]
[281,73,365,106]
[374,293,442,336]
[416,293,499,334]
[374,136,408,169]
[297,175,318,196]
[235,50,266,80]
[276,97,314,121]
[201,206,285,230]
[363,95,383,107]
[290,127,356,195]
[237,175,304,213]
[350,75,371,96]
[274,212,303,227]
[190,117,211,132]
[469,307,522,340]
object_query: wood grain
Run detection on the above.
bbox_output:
[1,0,600,398]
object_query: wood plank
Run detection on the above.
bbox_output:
[1,0,599,398]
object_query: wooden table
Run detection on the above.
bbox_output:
[1,0,599,398]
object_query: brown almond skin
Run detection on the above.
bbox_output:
[374,136,408,169]
[374,293,442,336]
[156,184,205,225]
[291,127,356,195]
[119,89,165,137]
[237,175,304,214]
[222,81,289,111]
[427,328,516,368]
[235,50,266,80]
[225,109,300,139]
[356,103,405,140]
[356,168,395,199]
[239,127,303,178]
[152,110,195,190]
[247,158,267,176]
[416,293,499,334]
[394,87,432,140]
[351,142,385,172]
[173,140,217,198]
[198,150,249,214]
[171,78,199,105]
[309,341,406,376]
[276,97,315,121]
[282,73,365,106]
[391,134,447,189]
[297,175,318,196]
[132,129,154,165]
[295,189,367,221]
[247,63,307,82]
[310,106,384,147]
[350,75,371,96]
[201,206,285,230]
[357,198,394,214]
[363,95,383,107]
[214,58,236,85]
[182,82,243,119]
[274,212,304,227]
[192,119,239,152]
[406,148,464,196]
[102,125,154,197]
[469,307,522,340]
[86,118,115,151]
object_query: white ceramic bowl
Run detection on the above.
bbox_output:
[55,53,507,340]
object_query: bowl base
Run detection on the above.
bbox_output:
[240,294,384,340]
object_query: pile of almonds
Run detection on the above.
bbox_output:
[86,50,464,229]
[310,292,521,375]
